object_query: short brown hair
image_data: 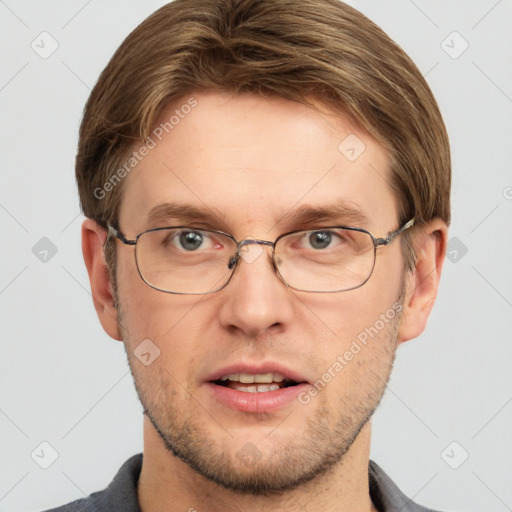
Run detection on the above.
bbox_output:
[76,0,450,272]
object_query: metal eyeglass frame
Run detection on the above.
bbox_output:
[106,218,415,294]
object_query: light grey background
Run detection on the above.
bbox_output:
[1,1,511,511]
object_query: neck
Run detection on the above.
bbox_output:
[137,416,378,512]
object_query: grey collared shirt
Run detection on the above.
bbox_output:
[42,454,440,512]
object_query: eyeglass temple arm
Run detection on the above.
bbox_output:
[106,224,136,246]
[374,218,415,247]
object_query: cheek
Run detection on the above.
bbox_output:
[116,249,178,330]
[302,276,402,348]
[373,243,406,290]
[297,277,403,392]
[116,257,217,371]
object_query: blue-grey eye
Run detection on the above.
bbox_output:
[309,231,332,249]
[179,231,203,250]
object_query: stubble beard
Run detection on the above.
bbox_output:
[117,296,402,495]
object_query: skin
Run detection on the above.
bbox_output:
[82,91,447,512]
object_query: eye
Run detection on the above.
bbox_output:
[308,231,333,249]
[178,230,205,251]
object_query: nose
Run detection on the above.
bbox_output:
[218,242,294,338]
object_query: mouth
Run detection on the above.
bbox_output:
[213,372,302,393]
[205,364,310,413]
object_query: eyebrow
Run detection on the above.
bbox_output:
[145,200,371,233]
[145,203,229,231]
[280,201,371,230]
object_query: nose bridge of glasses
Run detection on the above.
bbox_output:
[227,238,275,269]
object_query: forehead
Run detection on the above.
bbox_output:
[119,90,397,236]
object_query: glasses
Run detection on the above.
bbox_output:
[107,219,414,294]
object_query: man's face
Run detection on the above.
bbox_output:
[115,91,405,493]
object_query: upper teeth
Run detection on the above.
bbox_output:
[220,372,285,384]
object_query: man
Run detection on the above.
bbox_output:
[47,0,450,510]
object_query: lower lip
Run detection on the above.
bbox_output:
[205,382,309,413]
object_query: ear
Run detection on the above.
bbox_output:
[398,218,448,343]
[81,219,122,341]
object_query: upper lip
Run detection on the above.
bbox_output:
[205,362,309,384]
